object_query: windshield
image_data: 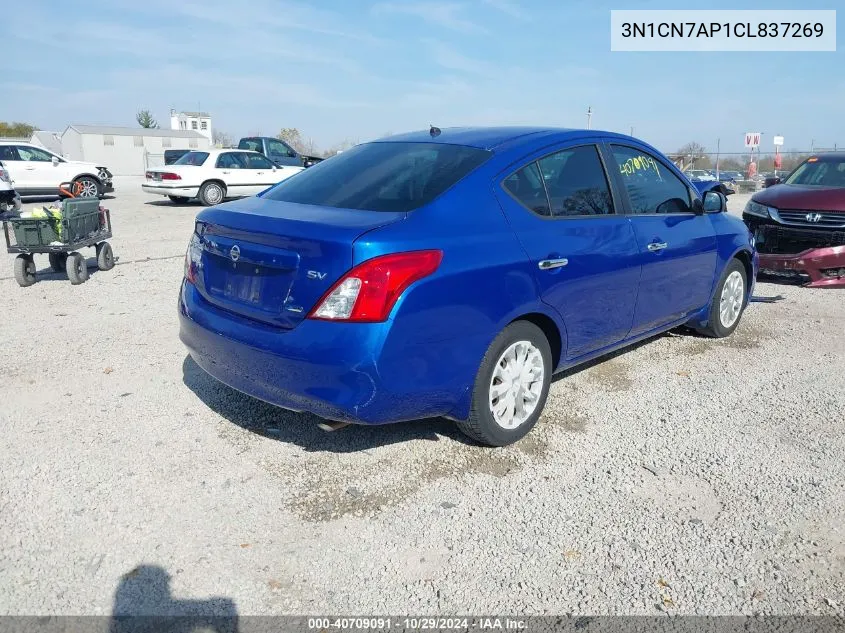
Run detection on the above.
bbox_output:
[174,151,209,166]
[262,142,492,212]
[785,158,845,186]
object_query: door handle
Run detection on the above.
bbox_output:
[538,258,568,270]
[25,167,36,171]
[222,170,231,174]
[647,242,668,252]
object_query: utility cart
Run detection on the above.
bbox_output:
[3,185,115,287]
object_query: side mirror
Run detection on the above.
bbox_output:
[703,190,727,213]
[51,156,60,166]
[272,165,277,172]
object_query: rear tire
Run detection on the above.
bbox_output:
[696,258,747,338]
[168,196,189,204]
[198,181,225,206]
[14,255,36,287]
[49,252,68,272]
[456,321,552,447]
[96,242,115,271]
[66,252,89,285]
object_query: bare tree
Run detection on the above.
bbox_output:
[136,110,158,129]
[277,128,305,153]
[677,142,707,168]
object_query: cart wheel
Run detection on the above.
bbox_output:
[49,252,68,272]
[96,242,115,271]
[13,255,36,287]
[66,252,89,285]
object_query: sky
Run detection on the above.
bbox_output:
[4,0,844,154]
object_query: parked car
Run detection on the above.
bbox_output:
[179,127,757,446]
[0,142,113,198]
[718,171,743,183]
[743,153,845,287]
[685,169,717,182]
[142,149,303,206]
[0,161,22,214]
[237,136,323,168]
[164,149,192,165]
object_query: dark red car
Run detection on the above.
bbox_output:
[742,153,845,287]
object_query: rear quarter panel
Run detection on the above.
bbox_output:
[353,167,564,419]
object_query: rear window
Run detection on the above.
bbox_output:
[238,139,261,152]
[174,151,209,166]
[785,158,845,186]
[262,142,492,212]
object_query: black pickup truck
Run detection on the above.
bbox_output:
[237,137,323,168]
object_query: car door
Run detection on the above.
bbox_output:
[265,138,301,166]
[15,145,59,190]
[0,145,27,190]
[240,152,281,195]
[494,142,641,360]
[604,143,718,336]
[214,152,251,197]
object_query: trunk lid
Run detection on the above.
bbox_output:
[192,196,404,328]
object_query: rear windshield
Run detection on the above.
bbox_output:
[238,139,261,151]
[261,142,492,212]
[785,158,845,186]
[174,151,209,166]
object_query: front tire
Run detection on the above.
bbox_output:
[66,252,89,285]
[457,321,552,447]
[697,259,747,338]
[198,181,225,206]
[14,255,36,287]
[96,242,114,271]
[73,176,101,199]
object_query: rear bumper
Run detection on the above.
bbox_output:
[142,183,199,198]
[178,281,469,425]
[758,247,845,287]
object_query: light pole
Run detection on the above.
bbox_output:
[586,106,592,130]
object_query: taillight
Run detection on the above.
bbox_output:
[184,234,202,284]
[144,171,152,179]
[161,172,181,181]
[308,250,443,323]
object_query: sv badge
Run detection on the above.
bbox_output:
[307,270,328,280]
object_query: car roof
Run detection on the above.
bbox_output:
[805,152,845,161]
[376,126,634,150]
[184,148,256,156]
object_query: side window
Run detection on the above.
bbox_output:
[611,145,692,215]
[216,153,243,169]
[267,139,294,160]
[0,146,20,161]
[17,146,54,162]
[243,153,274,169]
[538,145,613,216]
[503,162,550,216]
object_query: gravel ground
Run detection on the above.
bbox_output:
[0,179,842,616]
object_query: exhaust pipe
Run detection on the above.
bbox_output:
[317,421,350,432]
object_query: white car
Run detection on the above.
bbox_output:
[142,149,303,206]
[685,169,717,182]
[0,162,22,213]
[0,142,113,198]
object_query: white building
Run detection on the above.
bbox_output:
[61,125,210,175]
[170,110,212,142]
[29,130,64,156]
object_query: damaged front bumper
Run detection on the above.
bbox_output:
[747,220,845,287]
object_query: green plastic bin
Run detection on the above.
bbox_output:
[12,217,61,247]
[62,199,102,242]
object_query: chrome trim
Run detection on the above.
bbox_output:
[770,208,845,229]
[647,242,668,252]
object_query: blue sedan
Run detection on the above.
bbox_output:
[179,127,757,446]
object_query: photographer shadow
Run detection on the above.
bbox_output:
[110,565,238,633]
